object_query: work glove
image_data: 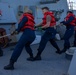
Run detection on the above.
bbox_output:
[34,25,38,29]
[38,27,42,31]
[34,26,40,31]
[11,30,19,35]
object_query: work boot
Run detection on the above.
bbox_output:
[34,50,42,61]
[34,55,41,61]
[4,60,14,70]
[55,50,61,54]
[55,48,62,54]
[27,56,34,61]
[27,53,34,61]
[60,48,67,54]
[72,45,76,47]
[0,50,3,57]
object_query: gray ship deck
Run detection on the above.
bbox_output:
[0,39,72,75]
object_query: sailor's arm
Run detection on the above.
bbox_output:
[35,22,43,28]
[16,16,28,32]
[42,15,51,28]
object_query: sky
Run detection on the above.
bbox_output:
[67,0,76,10]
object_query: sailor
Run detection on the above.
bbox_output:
[4,9,36,70]
[34,7,61,61]
[60,11,76,53]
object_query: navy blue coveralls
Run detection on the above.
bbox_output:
[61,16,75,49]
[37,27,60,56]
[10,17,35,62]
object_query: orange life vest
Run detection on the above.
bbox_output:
[19,13,35,31]
[65,13,76,26]
[42,12,56,27]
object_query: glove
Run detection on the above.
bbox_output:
[34,26,38,29]
[34,26,39,31]
[11,30,19,35]
[38,27,42,31]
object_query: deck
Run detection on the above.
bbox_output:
[0,39,72,75]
